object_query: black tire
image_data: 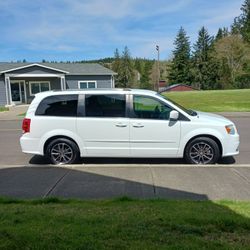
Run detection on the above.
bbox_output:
[46,138,79,165]
[184,137,220,165]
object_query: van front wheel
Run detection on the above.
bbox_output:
[184,137,220,165]
[46,138,79,165]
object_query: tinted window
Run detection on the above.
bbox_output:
[133,95,172,120]
[85,94,126,117]
[36,95,78,117]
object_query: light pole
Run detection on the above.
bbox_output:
[156,45,160,92]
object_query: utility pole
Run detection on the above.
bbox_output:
[156,45,160,92]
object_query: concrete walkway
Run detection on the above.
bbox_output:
[0,105,29,120]
[0,165,250,200]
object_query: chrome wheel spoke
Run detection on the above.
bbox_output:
[51,143,74,164]
[189,142,214,164]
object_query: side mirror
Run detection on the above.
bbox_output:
[169,110,179,120]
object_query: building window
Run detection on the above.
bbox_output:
[29,81,50,96]
[78,81,97,89]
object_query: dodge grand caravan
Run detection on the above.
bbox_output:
[20,89,239,165]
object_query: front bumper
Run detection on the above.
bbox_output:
[222,134,240,157]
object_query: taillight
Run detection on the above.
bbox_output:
[22,118,31,134]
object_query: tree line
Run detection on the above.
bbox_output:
[111,0,250,90]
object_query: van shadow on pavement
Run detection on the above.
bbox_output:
[0,166,208,200]
[29,155,236,165]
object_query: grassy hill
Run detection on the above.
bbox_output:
[164,89,250,112]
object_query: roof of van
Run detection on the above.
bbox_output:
[34,88,158,98]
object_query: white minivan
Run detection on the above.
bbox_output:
[20,89,239,165]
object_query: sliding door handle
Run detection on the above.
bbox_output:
[132,123,144,128]
[115,123,127,128]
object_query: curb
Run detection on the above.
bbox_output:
[0,164,250,169]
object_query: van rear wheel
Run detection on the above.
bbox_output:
[184,137,220,165]
[46,138,79,165]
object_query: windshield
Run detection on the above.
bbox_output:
[157,93,197,116]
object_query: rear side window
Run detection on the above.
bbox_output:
[85,94,126,117]
[35,95,78,117]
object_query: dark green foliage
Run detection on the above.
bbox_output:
[231,0,250,43]
[215,28,224,40]
[112,48,122,86]
[140,60,154,89]
[215,27,229,41]
[192,27,218,90]
[113,46,134,88]
[168,27,192,85]
[134,58,143,74]
[119,46,134,87]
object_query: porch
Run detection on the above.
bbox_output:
[5,75,66,105]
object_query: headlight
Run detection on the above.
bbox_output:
[225,125,235,135]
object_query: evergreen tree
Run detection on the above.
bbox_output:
[112,48,121,86]
[134,58,143,74]
[192,27,217,89]
[112,48,120,73]
[168,27,192,84]
[140,60,153,89]
[119,46,134,88]
[231,17,242,35]
[215,28,224,41]
[222,27,229,37]
[241,0,250,42]
[231,0,250,43]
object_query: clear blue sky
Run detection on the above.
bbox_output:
[0,0,243,62]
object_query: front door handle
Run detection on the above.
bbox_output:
[115,123,127,128]
[132,123,144,128]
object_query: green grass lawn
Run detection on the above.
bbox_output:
[0,107,8,112]
[0,197,250,249]
[164,89,250,112]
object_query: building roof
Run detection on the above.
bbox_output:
[0,62,116,75]
[159,84,197,92]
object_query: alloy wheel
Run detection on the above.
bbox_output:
[50,142,74,164]
[189,142,214,164]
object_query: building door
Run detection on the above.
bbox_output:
[10,81,26,104]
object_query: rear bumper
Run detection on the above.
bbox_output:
[20,135,43,155]
[222,134,240,157]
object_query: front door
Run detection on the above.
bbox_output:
[130,95,181,157]
[10,81,26,104]
[76,94,130,157]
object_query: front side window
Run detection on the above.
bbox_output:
[85,94,126,117]
[79,81,96,89]
[30,82,50,96]
[133,95,172,120]
[35,95,78,117]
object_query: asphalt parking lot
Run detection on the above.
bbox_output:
[0,115,249,200]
